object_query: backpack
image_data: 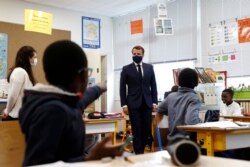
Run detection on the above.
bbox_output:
[87,111,105,119]
[204,110,220,122]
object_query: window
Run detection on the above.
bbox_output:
[153,61,194,101]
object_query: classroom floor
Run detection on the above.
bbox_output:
[112,133,165,155]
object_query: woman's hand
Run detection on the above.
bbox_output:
[2,110,8,119]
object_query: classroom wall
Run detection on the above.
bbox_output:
[201,0,250,78]
[0,0,114,112]
[112,0,198,112]
[113,0,197,69]
[3,0,250,114]
[0,21,71,84]
[112,0,250,113]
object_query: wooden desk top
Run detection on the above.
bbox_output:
[221,115,250,120]
[84,117,125,123]
[177,124,250,133]
[31,150,250,167]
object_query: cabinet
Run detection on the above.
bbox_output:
[195,83,224,107]
[173,67,226,107]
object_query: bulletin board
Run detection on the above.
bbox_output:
[0,21,71,84]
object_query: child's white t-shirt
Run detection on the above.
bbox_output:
[220,101,242,116]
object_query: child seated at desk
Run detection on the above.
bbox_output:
[218,89,250,159]
[18,40,123,166]
[220,88,242,117]
[157,68,202,143]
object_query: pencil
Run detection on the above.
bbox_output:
[124,156,134,164]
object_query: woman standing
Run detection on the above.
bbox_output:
[3,46,37,120]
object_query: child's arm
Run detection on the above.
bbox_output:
[185,98,202,124]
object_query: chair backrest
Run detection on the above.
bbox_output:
[204,110,220,122]
[0,121,25,167]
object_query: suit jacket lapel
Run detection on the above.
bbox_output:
[131,63,137,74]
[130,63,142,81]
[141,63,146,77]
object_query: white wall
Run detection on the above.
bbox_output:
[0,0,115,112]
[201,0,250,77]
[113,0,197,69]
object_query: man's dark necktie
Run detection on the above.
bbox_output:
[137,64,142,80]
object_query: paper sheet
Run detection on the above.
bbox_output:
[196,121,240,128]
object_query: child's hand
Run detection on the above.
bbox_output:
[85,135,123,161]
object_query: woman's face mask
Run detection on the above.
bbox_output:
[31,58,38,66]
[30,53,38,66]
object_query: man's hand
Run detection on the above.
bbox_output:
[123,106,129,115]
[152,104,157,112]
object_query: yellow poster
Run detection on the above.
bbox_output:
[25,9,53,35]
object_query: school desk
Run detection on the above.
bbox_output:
[0,98,7,114]
[221,115,250,122]
[0,121,25,167]
[84,118,125,145]
[177,125,250,156]
[30,150,250,167]
[0,119,124,167]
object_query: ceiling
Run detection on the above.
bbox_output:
[24,0,160,17]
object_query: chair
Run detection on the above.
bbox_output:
[204,110,220,122]
[0,121,25,167]
[121,114,134,153]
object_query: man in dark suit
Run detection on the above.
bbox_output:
[120,45,158,154]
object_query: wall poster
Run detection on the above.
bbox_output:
[24,9,53,35]
[82,16,101,49]
[154,18,173,35]
[209,20,238,47]
[0,33,8,79]
[238,18,250,43]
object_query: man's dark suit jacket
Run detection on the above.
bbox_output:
[120,63,158,109]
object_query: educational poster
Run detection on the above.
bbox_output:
[208,51,237,65]
[209,24,223,47]
[238,18,250,43]
[209,20,238,47]
[130,19,143,35]
[224,21,238,45]
[24,9,53,35]
[82,16,100,49]
[0,79,9,98]
[0,33,8,79]
[154,18,173,35]
[157,3,167,18]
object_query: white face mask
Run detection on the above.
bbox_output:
[31,58,38,66]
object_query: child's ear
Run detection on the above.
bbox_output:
[195,79,199,86]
